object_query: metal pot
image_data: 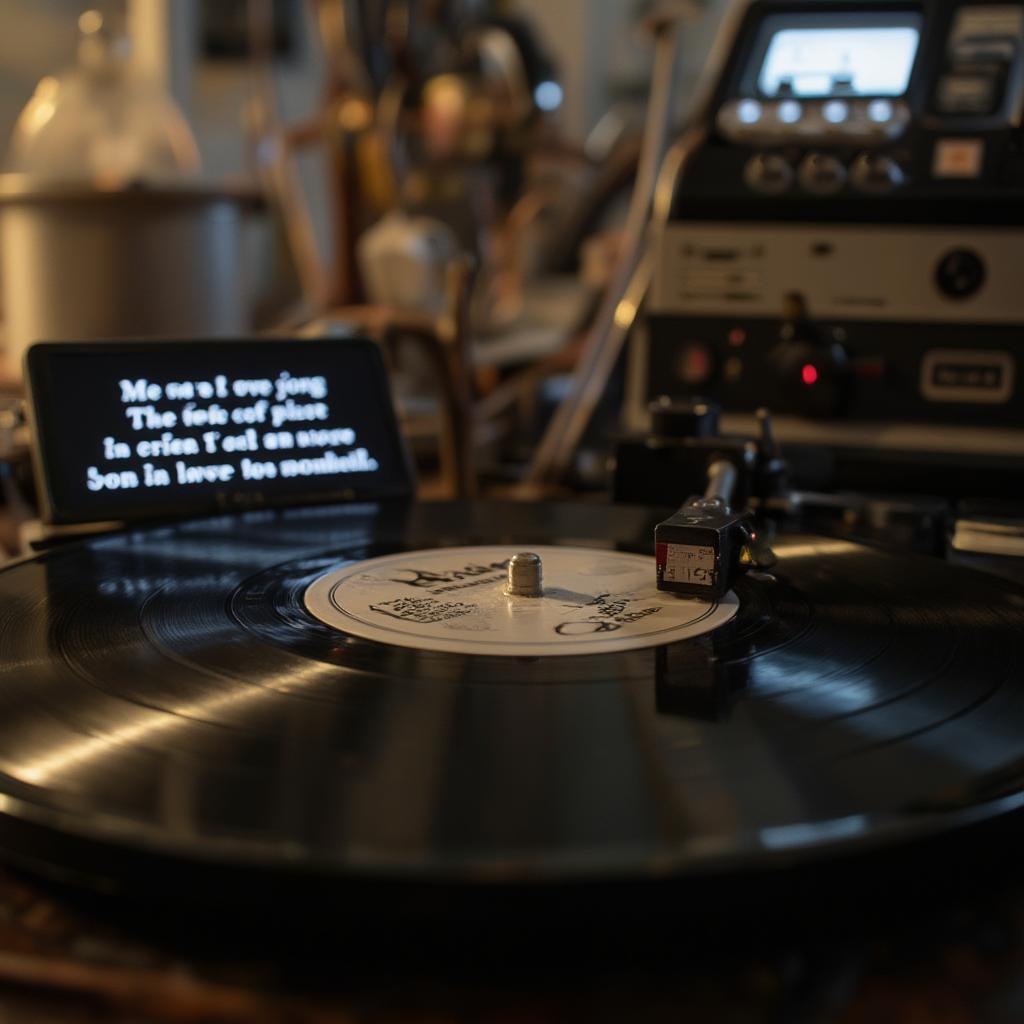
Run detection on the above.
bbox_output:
[0,178,261,378]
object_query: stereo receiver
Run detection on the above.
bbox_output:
[633,1,1024,471]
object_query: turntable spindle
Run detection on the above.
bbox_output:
[506,552,544,597]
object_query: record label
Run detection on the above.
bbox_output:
[304,545,738,656]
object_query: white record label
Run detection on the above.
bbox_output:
[304,545,738,657]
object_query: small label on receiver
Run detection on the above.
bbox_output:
[921,348,1015,403]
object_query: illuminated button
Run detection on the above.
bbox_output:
[776,100,802,124]
[823,100,849,124]
[743,153,793,194]
[801,363,819,386]
[737,99,763,125]
[797,153,846,194]
[933,138,985,179]
[867,99,894,123]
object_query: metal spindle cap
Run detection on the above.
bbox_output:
[506,552,543,598]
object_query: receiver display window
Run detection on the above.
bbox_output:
[758,25,921,98]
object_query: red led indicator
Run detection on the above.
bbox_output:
[679,345,712,384]
[801,363,819,386]
[728,328,747,347]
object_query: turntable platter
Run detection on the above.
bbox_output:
[0,501,1023,888]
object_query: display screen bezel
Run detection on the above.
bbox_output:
[25,337,416,525]
[741,9,925,101]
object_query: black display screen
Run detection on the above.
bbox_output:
[27,338,414,524]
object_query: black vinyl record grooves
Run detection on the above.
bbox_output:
[1,500,1024,894]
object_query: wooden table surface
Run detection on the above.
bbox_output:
[2,859,1024,1024]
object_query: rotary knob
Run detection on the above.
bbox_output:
[850,152,905,193]
[797,152,846,194]
[935,249,986,299]
[743,153,793,194]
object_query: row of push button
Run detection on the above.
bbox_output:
[718,97,911,147]
[744,152,905,195]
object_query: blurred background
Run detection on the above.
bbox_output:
[0,0,734,511]
[0,0,727,181]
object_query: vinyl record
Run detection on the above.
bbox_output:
[1,500,1023,892]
